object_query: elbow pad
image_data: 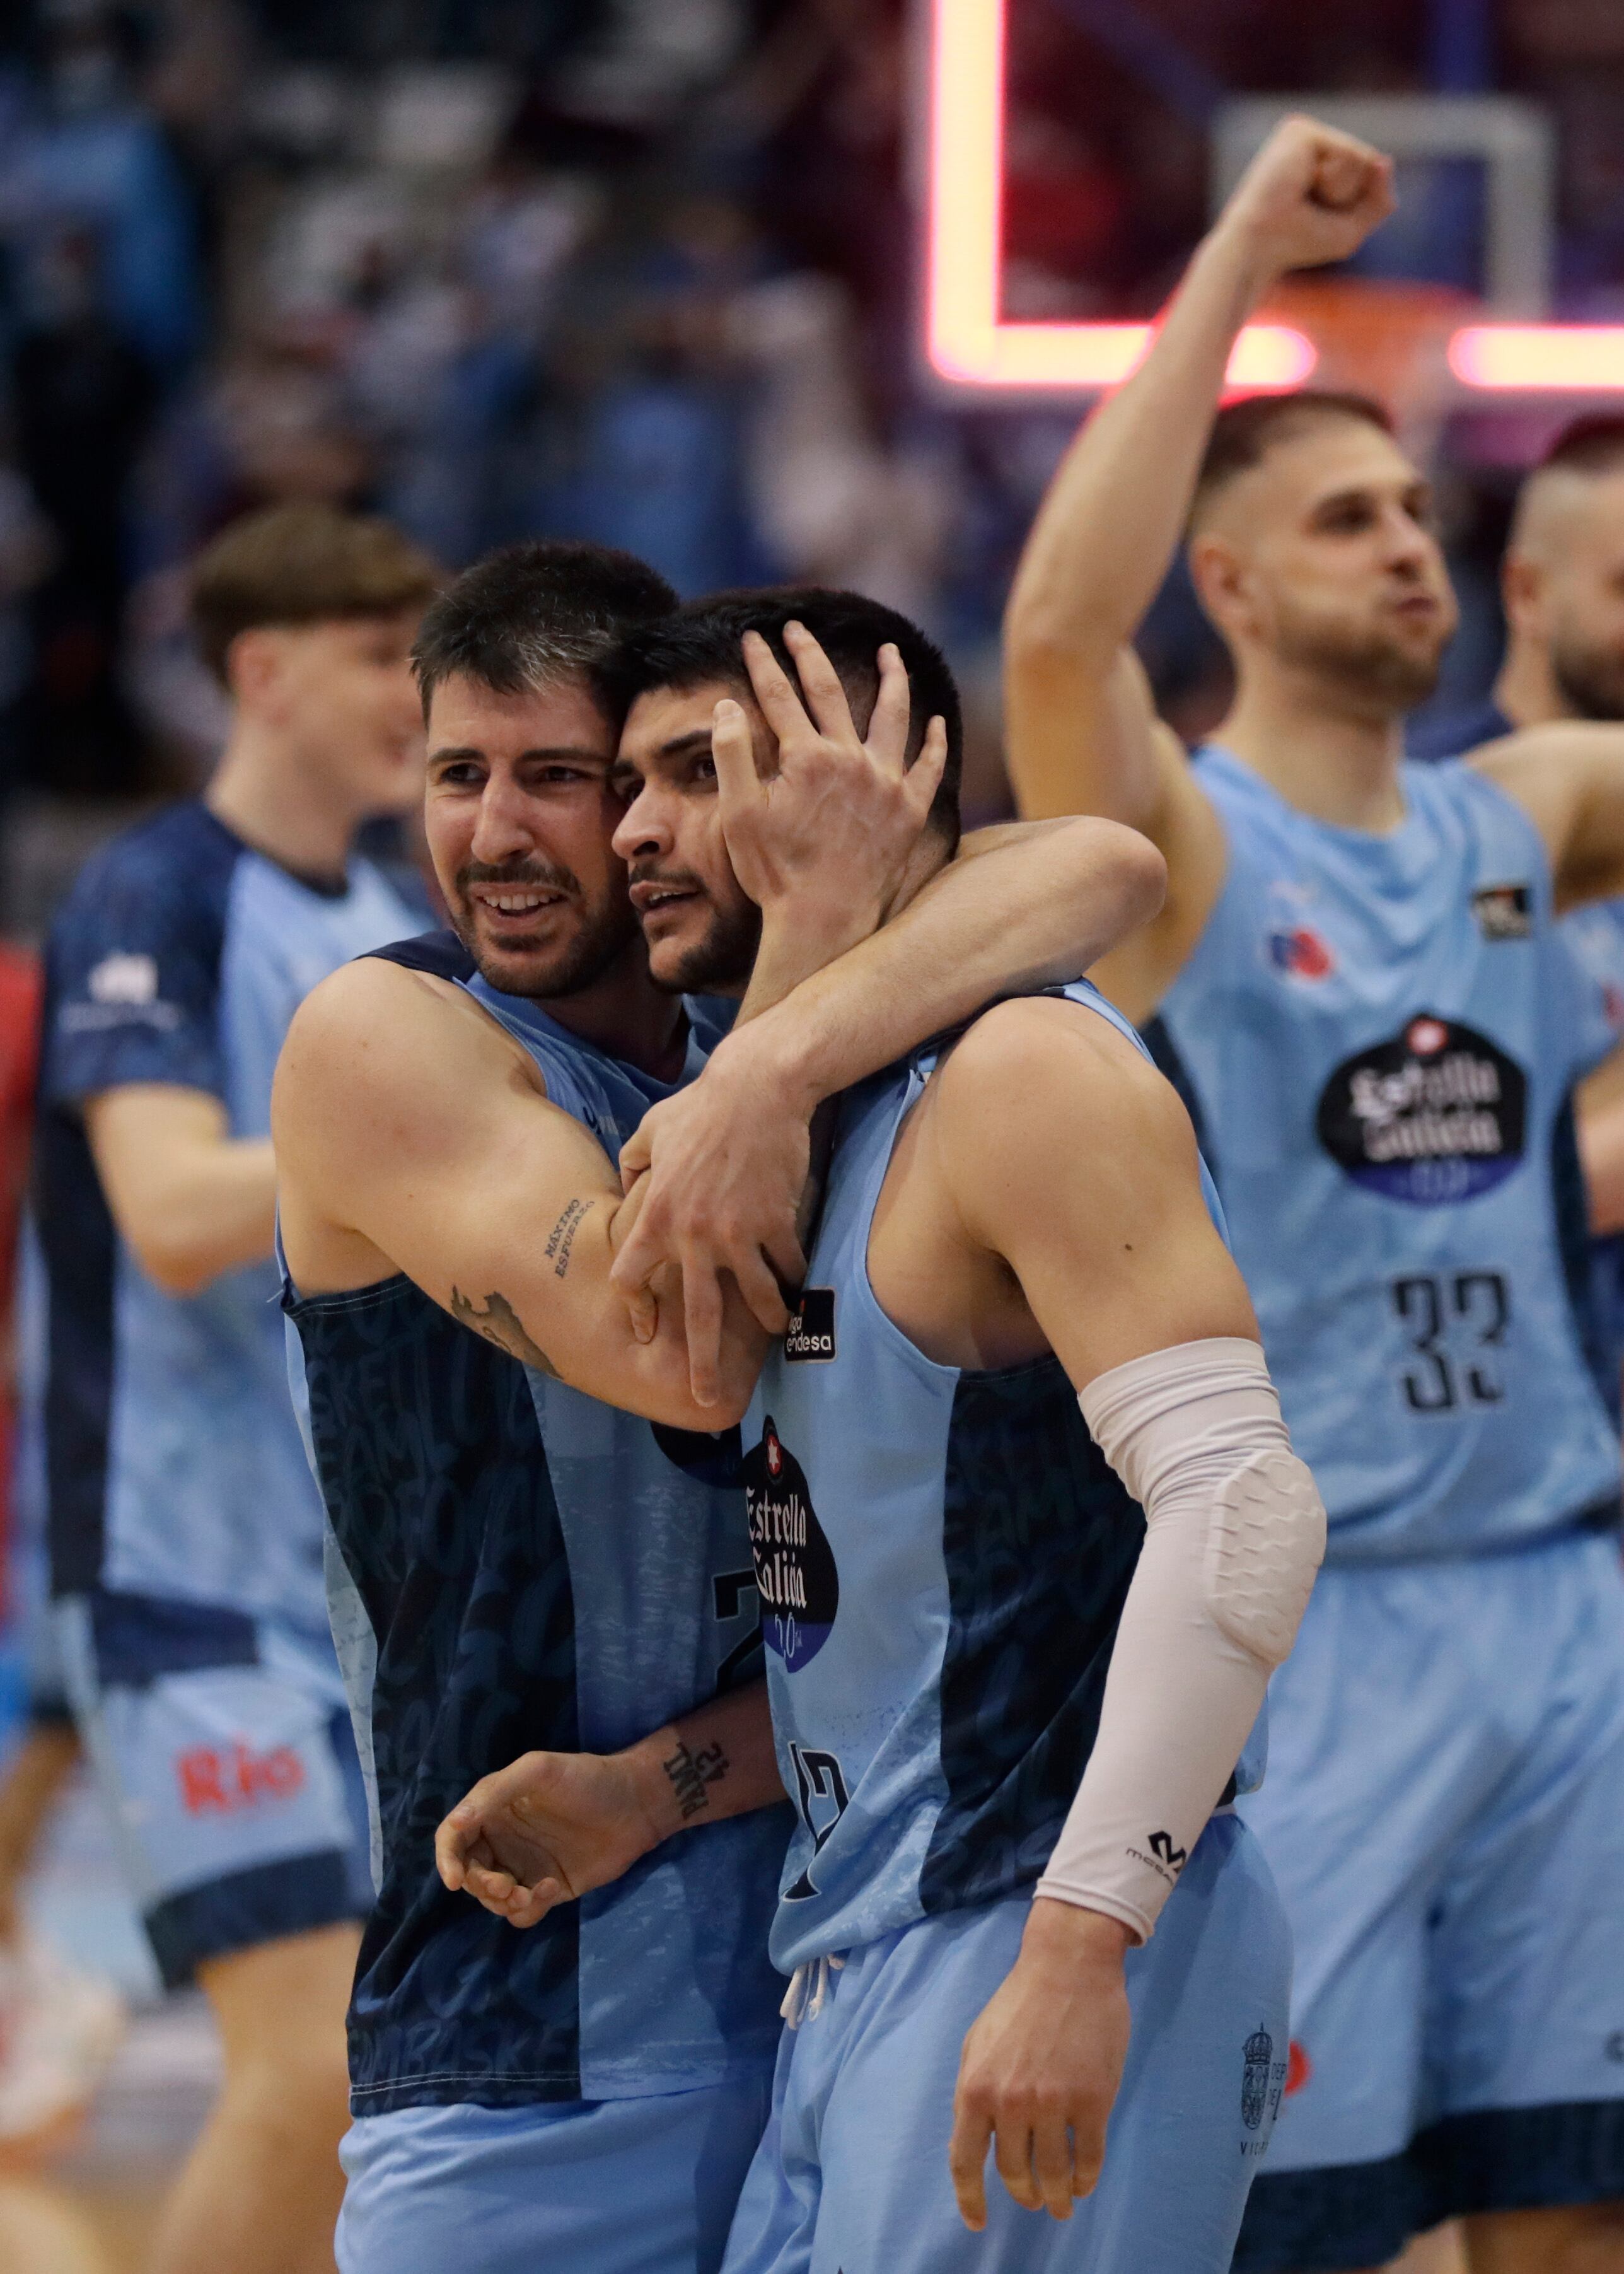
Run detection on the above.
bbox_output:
[1083,1336,1324,1668]
[1033,1337,1325,1942]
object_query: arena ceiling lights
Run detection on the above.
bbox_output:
[924,0,1624,397]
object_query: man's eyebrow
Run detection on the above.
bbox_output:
[658,729,717,758]
[427,743,610,765]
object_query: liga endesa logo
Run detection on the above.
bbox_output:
[176,1740,307,1816]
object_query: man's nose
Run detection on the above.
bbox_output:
[611,785,671,861]
[470,776,537,864]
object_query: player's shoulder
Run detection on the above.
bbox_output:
[279,936,524,1112]
[934,989,1171,1136]
[52,800,241,945]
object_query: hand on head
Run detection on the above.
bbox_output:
[715,620,948,937]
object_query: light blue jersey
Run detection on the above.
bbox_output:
[1152,750,1620,1564]
[727,981,1290,2274]
[36,802,423,1624]
[742,980,1253,1976]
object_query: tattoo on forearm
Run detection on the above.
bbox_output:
[663,1737,729,1822]
[450,1286,560,1378]
[545,1197,590,1278]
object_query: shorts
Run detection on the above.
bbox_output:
[57,1588,371,1988]
[724,1813,1290,2274]
[336,2070,775,2274]
[1234,1527,1624,2271]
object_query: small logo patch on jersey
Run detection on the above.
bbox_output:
[741,1416,840,1671]
[1316,1013,1528,1204]
[88,950,158,1005]
[1471,882,1531,940]
[1267,924,1335,982]
[785,1288,837,1363]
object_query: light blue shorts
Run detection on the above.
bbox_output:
[57,1588,371,1986]
[1235,1527,1624,2271]
[337,2070,775,2274]
[722,1813,1289,2274]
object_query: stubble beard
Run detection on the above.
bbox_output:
[451,864,642,1001]
[1274,609,1445,716]
[650,897,763,996]
[1552,630,1624,723]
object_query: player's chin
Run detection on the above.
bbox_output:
[640,908,712,991]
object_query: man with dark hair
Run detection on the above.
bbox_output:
[436,578,1317,2274]
[271,542,1161,2274]
[1003,117,1624,2274]
[34,502,436,2273]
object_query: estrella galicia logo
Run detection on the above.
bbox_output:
[785,1286,837,1364]
[1316,1013,1526,1204]
[1242,2027,1275,2133]
[741,1416,839,1671]
[1471,882,1531,941]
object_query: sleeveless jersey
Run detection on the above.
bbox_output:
[35,800,422,1625]
[282,935,786,2112]
[1151,749,1620,1565]
[742,980,1254,1974]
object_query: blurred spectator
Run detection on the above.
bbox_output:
[13,224,156,794]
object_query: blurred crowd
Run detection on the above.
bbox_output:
[1,0,1624,844]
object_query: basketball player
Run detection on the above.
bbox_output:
[35,503,436,2272]
[272,545,1162,2274]
[1412,420,1624,1339]
[1002,116,1624,2273]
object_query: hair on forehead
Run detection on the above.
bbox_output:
[412,540,678,722]
[596,585,963,848]
[1190,390,1396,531]
[189,503,439,685]
[1538,414,1624,480]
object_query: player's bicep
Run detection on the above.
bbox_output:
[941,1006,1256,1387]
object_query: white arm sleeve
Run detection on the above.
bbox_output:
[1033,1336,1325,1944]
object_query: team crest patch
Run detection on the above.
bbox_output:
[785,1287,837,1363]
[1267,923,1335,981]
[741,1416,839,1671]
[1316,1013,1527,1204]
[1471,882,1531,940]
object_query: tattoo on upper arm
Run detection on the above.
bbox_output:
[545,1196,591,1278]
[450,1286,560,1378]
[663,1737,729,1822]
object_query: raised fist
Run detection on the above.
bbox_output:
[1220,114,1396,281]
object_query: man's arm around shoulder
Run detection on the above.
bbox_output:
[274,957,765,1427]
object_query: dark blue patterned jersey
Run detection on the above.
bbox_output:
[741,980,1255,1972]
[282,935,787,2113]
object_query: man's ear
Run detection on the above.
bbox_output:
[1187,533,1251,643]
[224,625,283,713]
[1500,547,1545,639]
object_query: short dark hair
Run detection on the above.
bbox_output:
[596,585,963,848]
[189,503,439,684]
[1191,390,1396,528]
[1538,414,1624,478]
[412,540,679,721]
